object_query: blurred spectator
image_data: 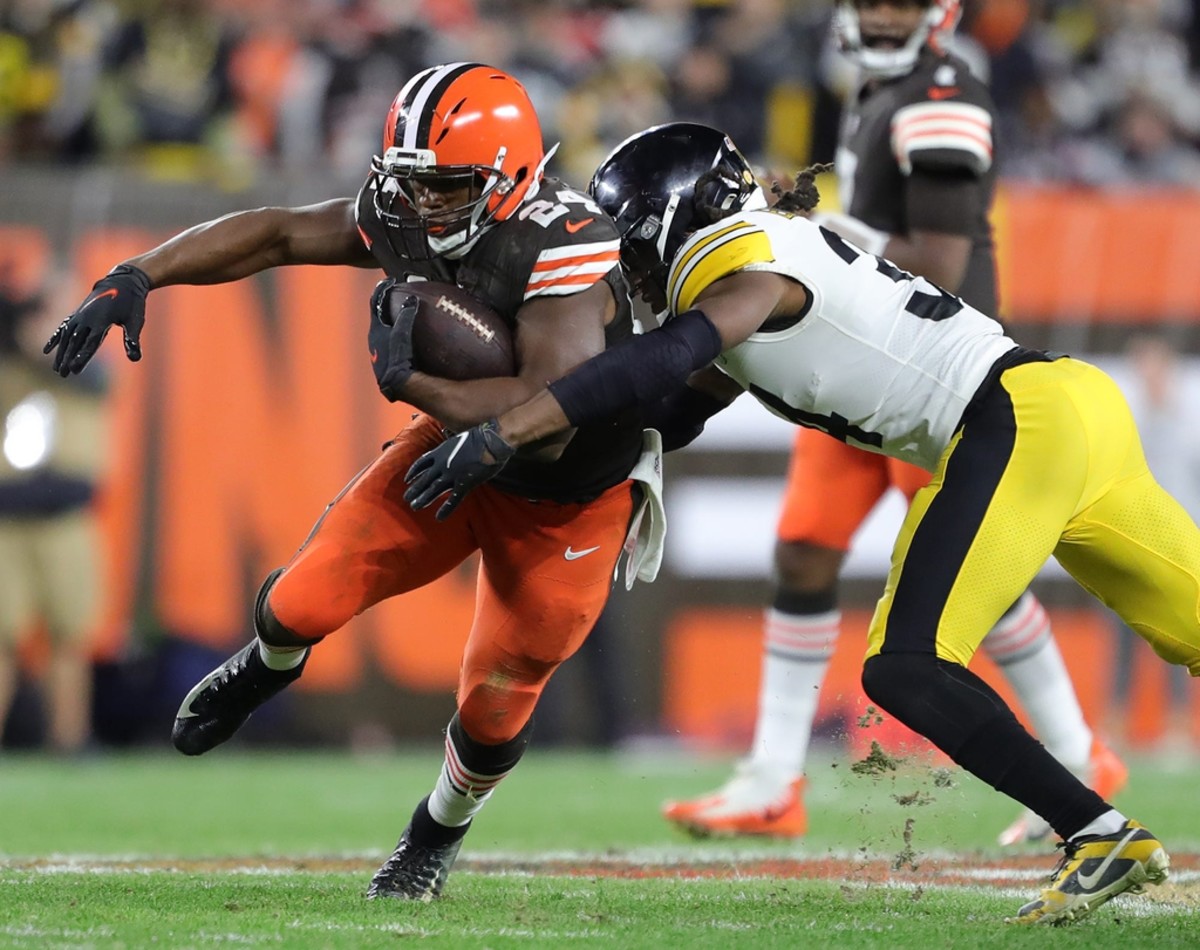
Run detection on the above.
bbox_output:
[223,0,304,167]
[96,0,237,178]
[553,56,671,185]
[598,0,694,72]
[1009,83,1200,186]
[3,0,1200,192]
[1103,334,1199,760]
[1077,88,1200,187]
[0,0,116,164]
[0,260,108,754]
[670,0,812,164]
[1043,0,1200,139]
[307,0,431,183]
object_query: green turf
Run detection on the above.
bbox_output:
[1,747,1197,947]
[1,870,1196,949]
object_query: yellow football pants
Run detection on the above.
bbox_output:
[866,357,1200,675]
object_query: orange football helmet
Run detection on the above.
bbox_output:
[369,62,548,259]
[835,0,962,79]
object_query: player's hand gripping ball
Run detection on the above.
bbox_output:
[369,279,515,401]
[368,279,419,400]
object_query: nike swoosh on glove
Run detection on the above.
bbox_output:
[44,263,151,376]
[403,420,517,521]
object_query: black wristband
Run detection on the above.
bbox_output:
[548,309,723,428]
[478,418,517,463]
[109,263,154,294]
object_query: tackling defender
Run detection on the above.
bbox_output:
[44,63,659,902]
[404,122,1196,925]
[663,0,1125,846]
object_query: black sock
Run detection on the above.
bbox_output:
[863,652,1109,839]
[407,795,470,848]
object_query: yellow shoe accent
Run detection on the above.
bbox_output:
[1008,819,1169,925]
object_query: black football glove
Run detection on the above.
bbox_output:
[404,420,517,520]
[44,263,151,376]
[368,278,418,401]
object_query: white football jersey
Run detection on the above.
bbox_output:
[666,209,1018,470]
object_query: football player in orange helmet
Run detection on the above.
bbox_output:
[46,63,654,902]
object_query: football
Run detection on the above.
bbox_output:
[397,280,516,380]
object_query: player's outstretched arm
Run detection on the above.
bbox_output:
[45,199,370,376]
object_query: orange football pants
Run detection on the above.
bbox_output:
[776,427,931,550]
[267,414,635,744]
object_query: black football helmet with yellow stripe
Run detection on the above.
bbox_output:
[588,122,762,311]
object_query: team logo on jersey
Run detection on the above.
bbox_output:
[933,64,958,86]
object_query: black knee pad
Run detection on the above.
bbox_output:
[862,651,1017,758]
[253,567,322,649]
[861,652,938,714]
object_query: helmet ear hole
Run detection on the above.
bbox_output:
[503,165,527,195]
[693,169,751,225]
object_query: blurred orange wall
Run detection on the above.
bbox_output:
[5,183,1200,727]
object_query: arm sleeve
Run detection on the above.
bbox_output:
[547,309,724,428]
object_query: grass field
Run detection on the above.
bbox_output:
[1,743,1197,947]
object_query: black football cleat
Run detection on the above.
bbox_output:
[366,821,467,902]
[171,640,307,755]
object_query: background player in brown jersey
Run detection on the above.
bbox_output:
[661,0,1126,844]
[43,62,660,901]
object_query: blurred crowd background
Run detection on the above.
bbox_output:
[2,0,1200,759]
[5,0,1200,189]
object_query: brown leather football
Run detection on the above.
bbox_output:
[396,280,516,380]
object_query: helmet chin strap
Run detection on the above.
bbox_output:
[526,142,559,203]
[743,186,768,212]
[656,194,681,262]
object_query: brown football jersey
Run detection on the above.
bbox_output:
[839,49,998,314]
[355,176,644,503]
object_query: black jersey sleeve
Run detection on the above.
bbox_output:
[904,167,985,236]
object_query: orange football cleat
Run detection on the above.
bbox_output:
[663,764,807,838]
